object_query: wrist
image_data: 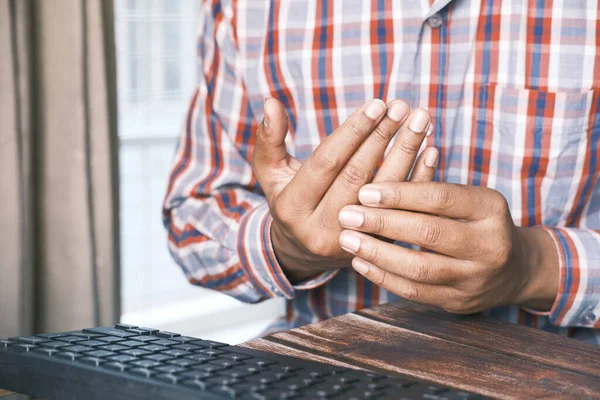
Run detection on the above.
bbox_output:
[270,223,327,283]
[514,227,559,311]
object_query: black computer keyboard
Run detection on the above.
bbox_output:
[0,324,484,400]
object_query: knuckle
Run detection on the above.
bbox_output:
[373,270,388,288]
[490,190,510,215]
[418,220,443,247]
[396,136,422,156]
[410,255,435,283]
[427,185,456,211]
[366,243,383,265]
[341,163,369,188]
[305,238,332,257]
[312,149,339,173]
[346,121,367,139]
[370,213,387,234]
[371,124,395,145]
[401,282,421,302]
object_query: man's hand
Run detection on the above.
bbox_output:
[337,183,560,313]
[252,98,436,283]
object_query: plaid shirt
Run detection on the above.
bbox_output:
[163,0,600,343]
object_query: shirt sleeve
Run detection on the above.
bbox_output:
[162,1,336,304]
[538,226,600,328]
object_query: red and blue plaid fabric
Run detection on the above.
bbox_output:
[163,0,600,343]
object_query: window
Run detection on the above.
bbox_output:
[114,0,284,344]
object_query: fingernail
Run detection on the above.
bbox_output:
[409,109,430,132]
[339,232,361,253]
[425,122,434,137]
[386,101,409,122]
[424,149,439,167]
[352,258,371,275]
[263,98,272,127]
[338,209,364,228]
[364,99,386,120]
[358,187,381,205]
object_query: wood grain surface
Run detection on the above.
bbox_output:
[242,300,600,399]
[0,390,12,398]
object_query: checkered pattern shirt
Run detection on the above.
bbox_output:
[163,0,600,343]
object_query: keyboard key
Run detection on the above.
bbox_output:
[223,353,251,362]
[71,332,105,340]
[173,343,201,352]
[83,327,137,338]
[412,383,450,394]
[184,354,210,363]
[97,336,125,344]
[117,340,145,348]
[130,335,160,343]
[169,336,197,343]
[192,364,227,374]
[140,344,168,352]
[162,349,191,358]
[155,365,186,374]
[155,331,181,339]
[195,348,225,358]
[108,355,137,363]
[55,336,86,343]
[11,336,50,345]
[103,362,129,372]
[78,357,104,366]
[208,359,237,369]
[35,333,67,339]
[56,351,82,360]
[114,323,138,330]
[155,374,181,384]
[100,344,128,352]
[130,359,161,369]
[63,345,92,353]
[129,368,155,378]
[40,341,70,349]
[121,349,151,357]
[145,353,174,362]
[126,328,158,336]
[33,348,61,356]
[181,370,213,381]
[150,339,178,347]
[168,358,200,368]
[191,339,228,349]
[181,379,209,390]
[85,350,115,358]
[0,340,15,348]
[77,340,107,348]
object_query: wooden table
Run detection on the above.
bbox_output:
[242,301,600,399]
[2,301,600,399]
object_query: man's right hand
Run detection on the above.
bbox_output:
[252,98,435,283]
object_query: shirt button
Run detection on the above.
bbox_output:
[580,310,596,325]
[427,14,443,29]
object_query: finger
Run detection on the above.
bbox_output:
[338,229,465,283]
[357,182,503,221]
[351,257,456,307]
[409,147,438,183]
[338,206,479,259]
[279,99,387,212]
[252,98,289,170]
[323,100,410,205]
[373,108,431,183]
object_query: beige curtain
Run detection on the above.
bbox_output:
[0,0,120,338]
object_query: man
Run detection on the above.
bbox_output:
[163,0,600,343]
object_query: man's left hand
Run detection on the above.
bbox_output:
[337,182,559,313]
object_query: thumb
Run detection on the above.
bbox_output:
[253,97,289,168]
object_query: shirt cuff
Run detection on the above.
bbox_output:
[532,226,600,328]
[236,203,338,300]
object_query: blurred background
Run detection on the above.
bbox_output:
[1,0,283,344]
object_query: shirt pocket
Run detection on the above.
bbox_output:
[470,84,600,227]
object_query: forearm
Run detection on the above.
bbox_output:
[514,226,560,311]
